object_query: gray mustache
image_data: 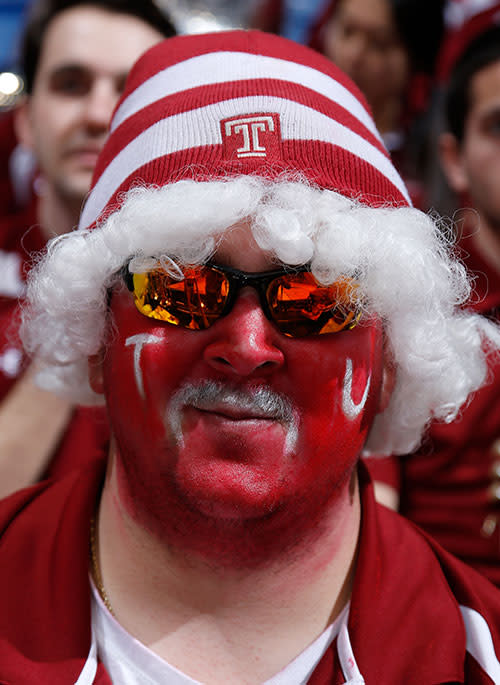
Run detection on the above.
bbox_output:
[166,380,298,451]
[180,381,294,420]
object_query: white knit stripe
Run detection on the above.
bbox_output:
[80,96,409,230]
[111,51,382,146]
[460,606,500,681]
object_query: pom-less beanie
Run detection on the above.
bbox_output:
[79,30,410,232]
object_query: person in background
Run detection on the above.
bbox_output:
[309,0,446,207]
[407,17,500,585]
[0,110,35,216]
[0,0,175,497]
[3,29,500,683]
[249,0,328,43]
[368,8,500,588]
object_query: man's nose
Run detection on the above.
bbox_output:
[342,32,368,70]
[203,290,285,377]
[83,79,118,131]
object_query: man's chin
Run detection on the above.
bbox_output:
[55,173,93,209]
[185,495,281,522]
[175,458,287,522]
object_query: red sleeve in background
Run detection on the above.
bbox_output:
[44,406,110,480]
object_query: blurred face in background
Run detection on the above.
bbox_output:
[456,60,500,233]
[15,5,164,214]
[322,0,410,130]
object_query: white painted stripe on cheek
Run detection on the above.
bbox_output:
[342,358,371,420]
[284,409,300,456]
[125,333,162,399]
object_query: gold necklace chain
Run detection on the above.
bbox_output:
[90,515,115,616]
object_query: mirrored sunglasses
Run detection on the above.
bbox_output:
[122,260,361,338]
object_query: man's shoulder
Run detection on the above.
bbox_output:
[361,467,500,607]
[351,473,500,683]
[0,456,105,535]
[389,504,500,682]
[0,200,42,252]
[0,458,106,683]
[378,499,500,605]
[0,201,44,300]
[0,457,105,577]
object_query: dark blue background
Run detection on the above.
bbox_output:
[0,0,30,71]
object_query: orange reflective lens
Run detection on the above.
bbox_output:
[131,266,229,330]
[125,262,361,338]
[266,272,360,337]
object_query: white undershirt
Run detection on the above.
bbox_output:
[90,578,348,685]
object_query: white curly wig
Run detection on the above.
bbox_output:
[18,31,500,456]
[21,176,500,456]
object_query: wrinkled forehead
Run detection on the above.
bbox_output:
[213,223,276,272]
[107,178,335,272]
[127,218,282,274]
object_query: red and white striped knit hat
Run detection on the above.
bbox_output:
[79,30,410,231]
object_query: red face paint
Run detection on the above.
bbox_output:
[102,242,385,567]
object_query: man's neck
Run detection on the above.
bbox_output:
[95,463,360,683]
[371,95,403,138]
[469,210,500,277]
[37,183,82,241]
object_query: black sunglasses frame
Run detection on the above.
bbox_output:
[122,260,360,337]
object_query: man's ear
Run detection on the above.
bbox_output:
[88,349,105,395]
[439,132,469,196]
[378,338,396,413]
[13,98,35,151]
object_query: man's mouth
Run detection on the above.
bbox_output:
[64,137,105,162]
[192,402,276,422]
[166,380,299,453]
[66,146,101,165]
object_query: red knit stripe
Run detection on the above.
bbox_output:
[88,140,406,232]
[119,31,371,115]
[92,80,386,190]
[81,30,410,230]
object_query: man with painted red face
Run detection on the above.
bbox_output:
[3,31,500,684]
